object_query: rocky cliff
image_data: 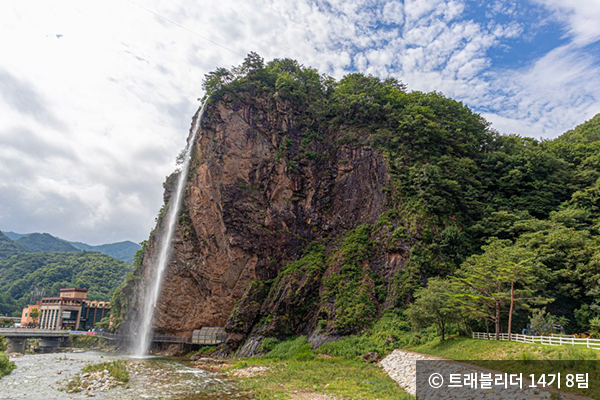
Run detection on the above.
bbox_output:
[120,89,410,352]
[116,55,600,350]
[116,54,515,354]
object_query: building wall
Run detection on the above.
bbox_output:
[39,298,83,330]
[80,302,111,330]
[33,288,111,330]
[20,303,40,327]
[59,288,88,300]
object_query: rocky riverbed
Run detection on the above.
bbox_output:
[0,351,249,400]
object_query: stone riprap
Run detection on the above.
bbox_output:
[380,349,575,400]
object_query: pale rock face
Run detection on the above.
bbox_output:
[122,95,401,352]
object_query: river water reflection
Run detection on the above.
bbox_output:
[0,351,249,400]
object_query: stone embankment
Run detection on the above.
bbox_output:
[381,349,560,400]
[380,349,432,395]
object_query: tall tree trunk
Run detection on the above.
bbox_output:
[441,319,445,342]
[495,299,500,340]
[508,281,515,341]
[495,282,501,340]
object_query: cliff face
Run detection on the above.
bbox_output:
[120,92,410,353]
[115,55,600,346]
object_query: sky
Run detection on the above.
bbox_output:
[1,0,599,245]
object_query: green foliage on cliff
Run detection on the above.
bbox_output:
[324,225,378,333]
[202,54,600,338]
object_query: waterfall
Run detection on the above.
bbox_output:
[132,103,206,357]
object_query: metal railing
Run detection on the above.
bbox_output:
[85,332,190,344]
[0,328,71,337]
[472,332,600,350]
[0,327,225,345]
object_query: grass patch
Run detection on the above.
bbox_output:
[233,357,412,400]
[63,375,83,393]
[83,360,129,383]
[186,345,217,358]
[229,335,412,399]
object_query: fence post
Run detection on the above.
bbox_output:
[587,337,590,349]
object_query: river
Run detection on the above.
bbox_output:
[0,351,249,400]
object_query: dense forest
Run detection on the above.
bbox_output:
[202,54,600,338]
[0,231,132,316]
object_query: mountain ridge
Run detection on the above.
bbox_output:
[1,230,140,264]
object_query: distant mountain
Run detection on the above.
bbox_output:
[0,230,141,264]
[16,233,80,253]
[0,231,24,258]
[68,241,141,264]
[3,231,27,240]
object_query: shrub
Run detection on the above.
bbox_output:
[260,337,280,353]
[317,311,437,359]
[264,337,315,360]
[0,353,15,378]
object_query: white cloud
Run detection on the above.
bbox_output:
[533,0,600,46]
[0,0,599,243]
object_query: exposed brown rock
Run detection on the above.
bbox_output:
[121,94,408,354]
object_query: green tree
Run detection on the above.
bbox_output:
[589,316,600,338]
[405,277,460,341]
[454,239,543,340]
[498,249,545,341]
[29,308,39,327]
[529,308,569,335]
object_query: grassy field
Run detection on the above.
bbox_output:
[408,337,600,398]
[231,357,412,400]
[228,337,412,399]
[408,337,600,361]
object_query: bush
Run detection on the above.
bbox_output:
[317,311,437,359]
[0,353,15,378]
[264,337,315,360]
[260,337,280,353]
[69,334,105,349]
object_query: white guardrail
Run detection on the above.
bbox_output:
[472,332,600,350]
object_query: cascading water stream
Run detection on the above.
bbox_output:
[132,103,206,357]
